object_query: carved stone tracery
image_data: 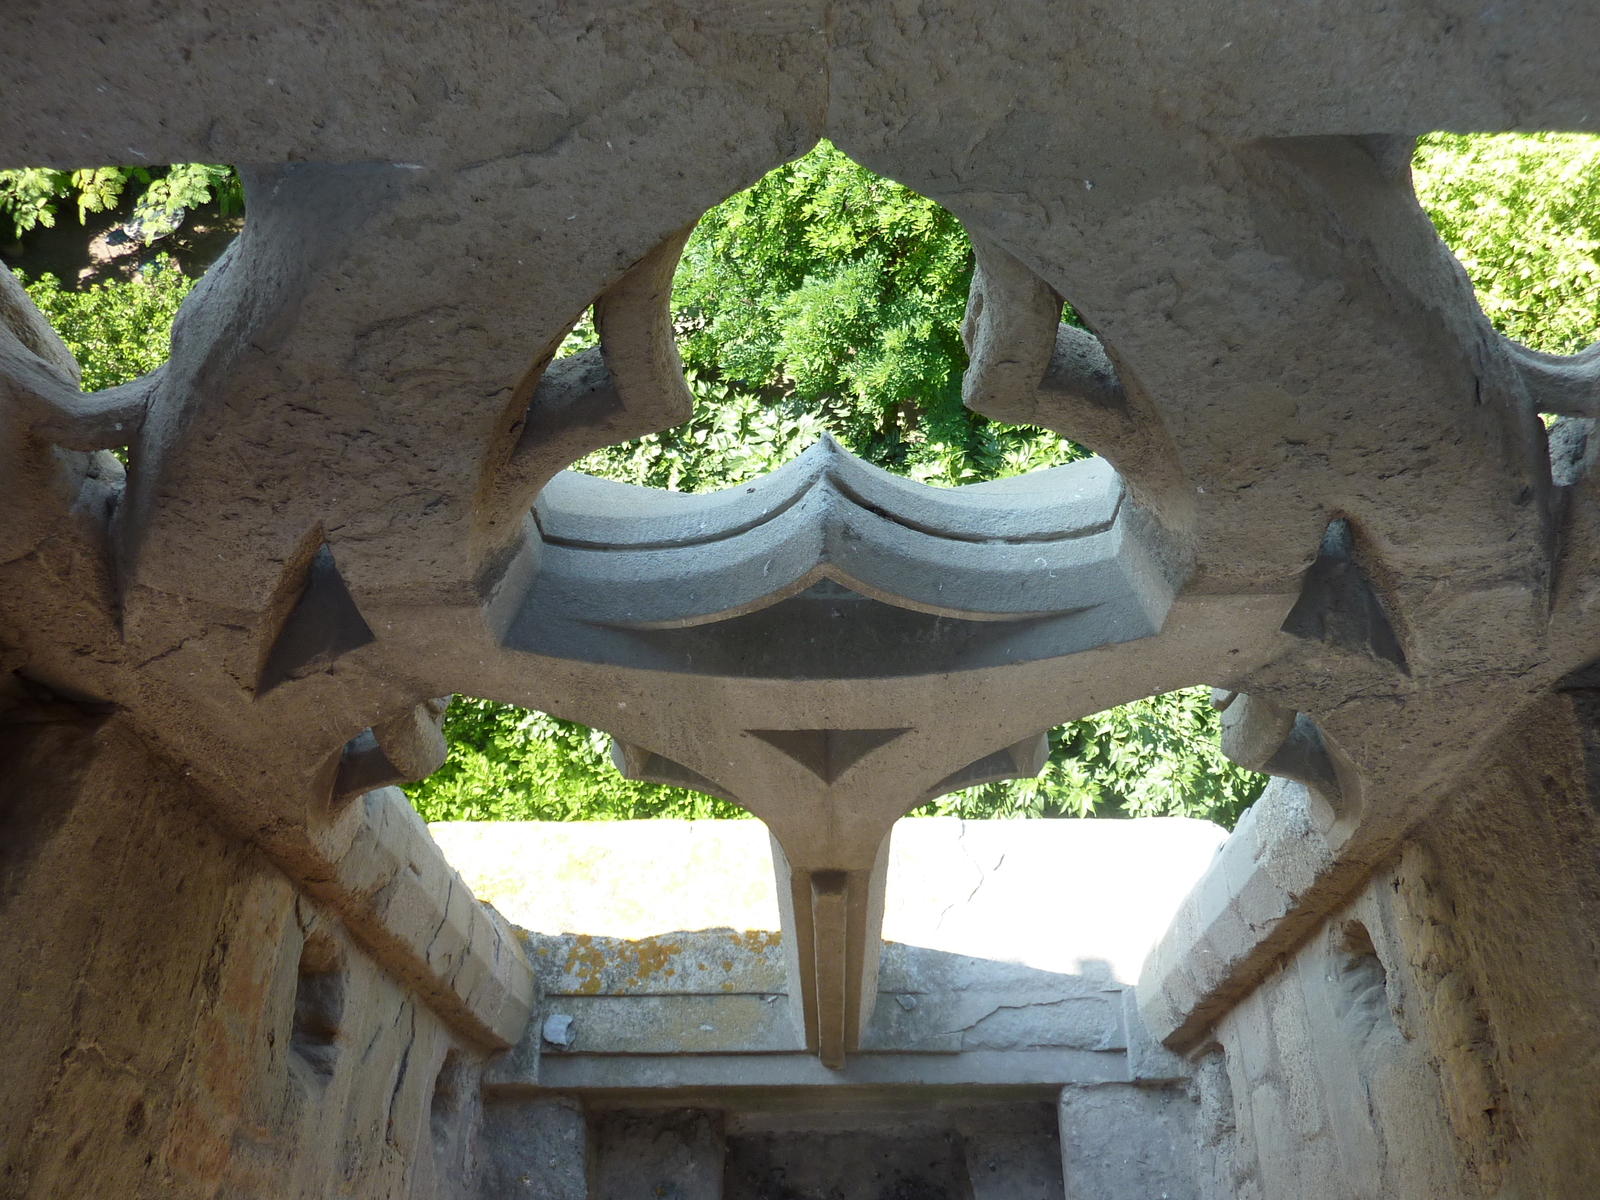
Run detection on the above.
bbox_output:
[5,0,1600,1100]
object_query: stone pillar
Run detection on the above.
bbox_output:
[1057,1085,1201,1200]
[952,1104,1065,1200]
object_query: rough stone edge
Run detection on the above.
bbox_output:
[1135,779,1341,1053]
[301,787,537,1050]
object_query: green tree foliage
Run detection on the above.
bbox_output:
[410,699,743,821]
[1413,132,1600,354]
[583,141,1084,489]
[0,163,241,243]
[911,689,1263,828]
[15,256,194,391]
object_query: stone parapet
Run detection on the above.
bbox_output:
[1137,779,1336,1051]
[435,816,1220,1088]
[305,788,536,1050]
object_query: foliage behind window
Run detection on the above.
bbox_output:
[0,163,241,243]
[1413,132,1600,355]
[407,700,744,821]
[15,256,193,391]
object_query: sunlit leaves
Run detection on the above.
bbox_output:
[0,168,70,236]
[0,163,241,243]
[16,256,193,391]
[911,688,1265,827]
[576,372,826,493]
[666,139,1050,477]
[1413,132,1600,355]
[70,168,130,224]
[403,699,745,822]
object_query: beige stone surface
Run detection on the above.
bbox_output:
[8,0,1600,1191]
[0,718,492,1200]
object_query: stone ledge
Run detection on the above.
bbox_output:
[303,788,537,1049]
[1136,779,1336,1052]
[527,1047,1128,1091]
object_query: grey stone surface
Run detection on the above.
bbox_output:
[1138,780,1336,1051]
[534,1048,1126,1091]
[1058,1085,1201,1200]
[723,1125,974,1200]
[953,1104,1066,1200]
[476,1097,589,1200]
[1121,989,1191,1086]
[592,1108,725,1200]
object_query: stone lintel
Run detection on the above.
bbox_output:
[529,1048,1128,1091]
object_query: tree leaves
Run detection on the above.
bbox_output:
[404,699,745,822]
[1413,133,1600,355]
[17,256,193,391]
[910,688,1265,827]
[0,163,241,243]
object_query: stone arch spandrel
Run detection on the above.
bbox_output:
[111,131,826,621]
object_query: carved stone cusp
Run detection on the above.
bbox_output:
[333,696,453,800]
[1509,340,1600,417]
[960,231,1063,428]
[610,737,738,803]
[958,229,1188,525]
[922,731,1050,801]
[593,221,697,434]
[492,223,699,525]
[257,542,376,696]
[373,696,452,781]
[1,263,157,451]
[1042,322,1129,413]
[1213,689,1342,806]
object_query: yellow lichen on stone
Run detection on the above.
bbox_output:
[727,929,782,954]
[557,932,685,996]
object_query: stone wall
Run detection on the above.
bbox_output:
[0,717,508,1200]
[1137,696,1600,1200]
[7,709,1600,1199]
[9,0,1600,1192]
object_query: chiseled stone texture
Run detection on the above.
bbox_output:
[1058,1085,1203,1200]
[1206,891,1462,1200]
[476,1097,588,1200]
[0,719,497,1200]
[8,0,1600,1189]
[1387,691,1600,1197]
[590,1108,725,1200]
[1140,692,1600,1200]
[1137,778,1336,1051]
[322,788,535,1048]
